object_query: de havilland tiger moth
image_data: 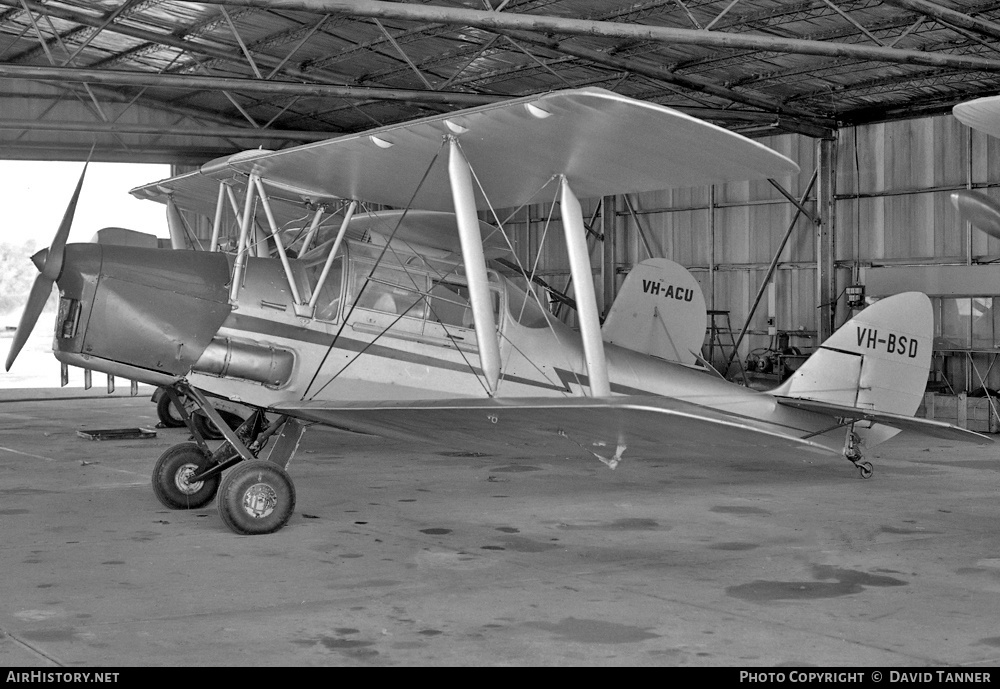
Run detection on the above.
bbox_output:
[4,88,990,535]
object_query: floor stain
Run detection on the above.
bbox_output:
[489,464,543,473]
[711,505,771,516]
[391,641,427,649]
[420,528,452,535]
[710,542,759,551]
[20,628,77,642]
[557,518,661,531]
[977,636,1000,647]
[727,565,908,602]
[525,617,660,644]
[495,526,519,533]
[607,518,660,530]
[497,535,561,553]
[130,531,159,542]
[881,525,940,535]
[294,634,379,659]
[327,641,378,659]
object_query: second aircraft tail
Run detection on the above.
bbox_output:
[770,291,933,448]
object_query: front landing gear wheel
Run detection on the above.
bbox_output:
[217,461,296,535]
[152,442,220,509]
[857,461,874,479]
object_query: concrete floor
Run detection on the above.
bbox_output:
[0,389,999,667]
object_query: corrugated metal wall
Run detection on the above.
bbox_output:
[506,113,1000,392]
[839,115,1000,394]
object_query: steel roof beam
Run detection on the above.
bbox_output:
[881,0,1000,42]
[203,0,1000,72]
[0,63,503,106]
[504,30,836,131]
[0,118,328,141]
[0,0,497,106]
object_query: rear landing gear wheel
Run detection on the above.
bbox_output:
[152,442,220,509]
[217,461,296,535]
[155,392,186,428]
[857,461,873,479]
[191,410,244,440]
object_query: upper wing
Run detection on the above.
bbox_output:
[132,87,799,217]
[954,95,1000,138]
[275,395,837,467]
[775,396,994,444]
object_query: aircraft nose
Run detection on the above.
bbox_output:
[31,248,48,272]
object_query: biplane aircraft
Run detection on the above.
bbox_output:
[5,88,990,535]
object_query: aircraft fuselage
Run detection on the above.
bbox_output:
[47,240,847,456]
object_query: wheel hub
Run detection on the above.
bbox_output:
[241,482,277,519]
[174,463,204,494]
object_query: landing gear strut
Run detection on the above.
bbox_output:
[150,382,306,534]
[843,428,873,479]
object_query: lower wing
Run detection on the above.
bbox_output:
[275,395,839,468]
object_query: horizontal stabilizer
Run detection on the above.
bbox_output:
[775,396,993,445]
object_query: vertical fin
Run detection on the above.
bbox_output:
[602,258,707,365]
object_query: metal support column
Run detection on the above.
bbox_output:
[447,138,501,394]
[562,177,611,397]
[816,137,837,341]
[709,185,716,312]
[602,195,616,318]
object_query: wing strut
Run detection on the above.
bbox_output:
[560,176,611,397]
[448,137,501,394]
[230,172,258,301]
[209,182,226,252]
[305,200,356,316]
[166,196,188,250]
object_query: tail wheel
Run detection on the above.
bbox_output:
[152,442,220,509]
[217,461,296,535]
[155,392,186,428]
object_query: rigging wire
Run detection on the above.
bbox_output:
[302,140,446,400]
